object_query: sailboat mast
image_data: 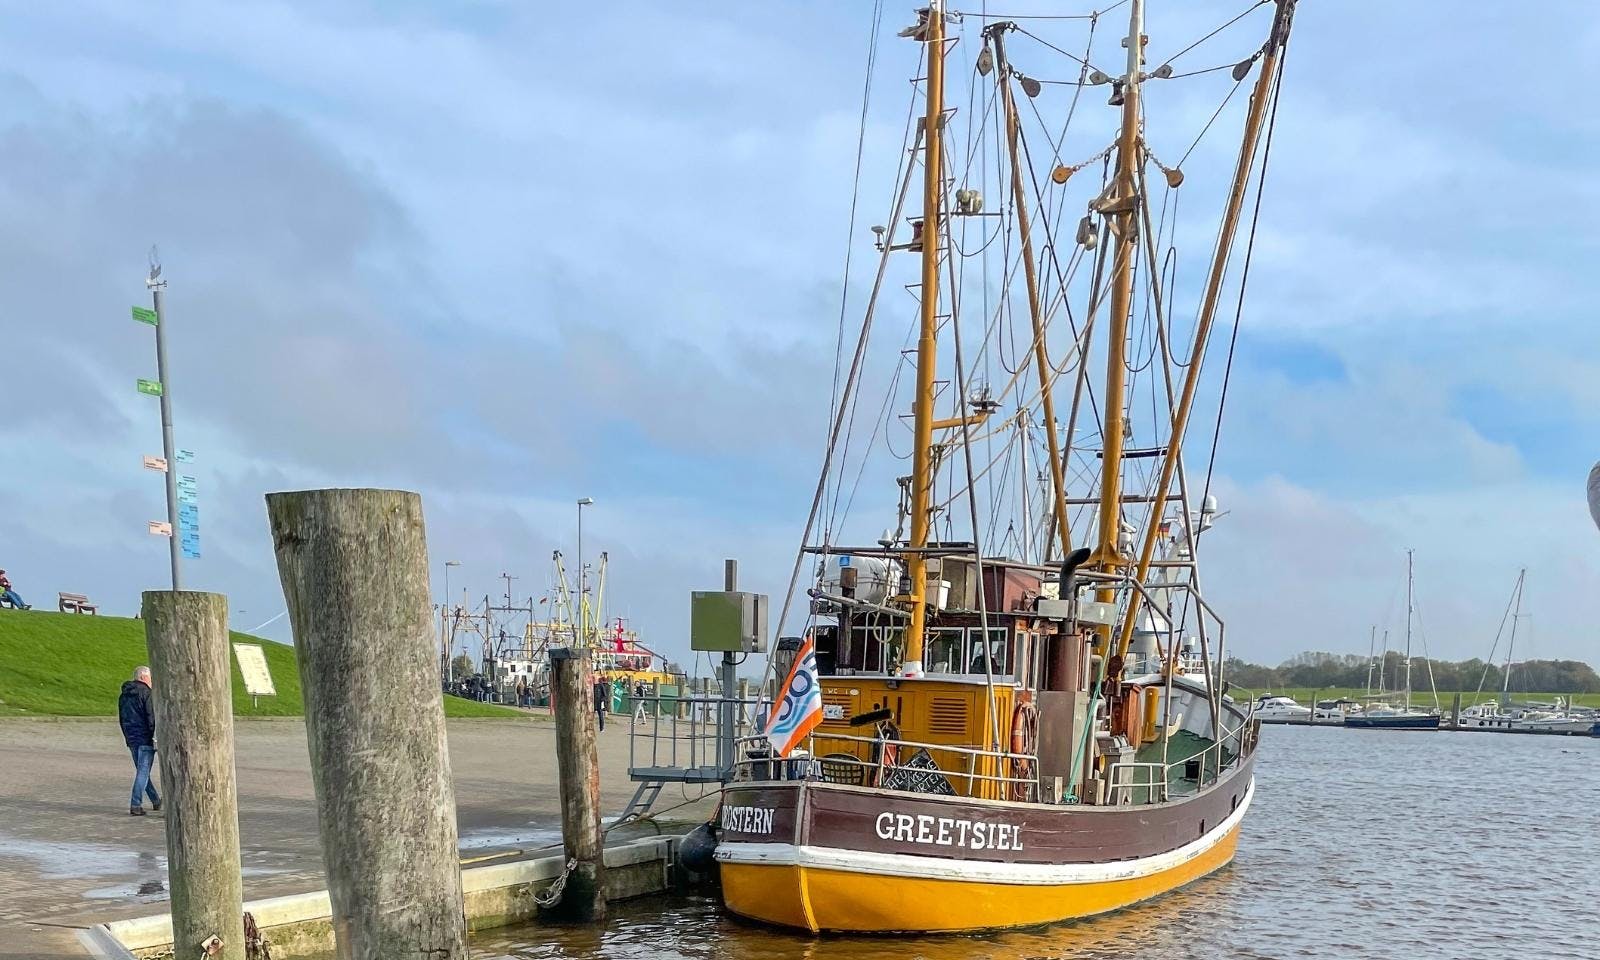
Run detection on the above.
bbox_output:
[1403,549,1414,710]
[1366,625,1376,695]
[903,0,946,677]
[1502,567,1525,702]
[1092,0,1144,594]
[1378,629,1388,692]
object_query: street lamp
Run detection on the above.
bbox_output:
[577,498,594,643]
[443,560,462,613]
[441,560,461,684]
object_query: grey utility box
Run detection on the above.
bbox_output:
[691,590,769,654]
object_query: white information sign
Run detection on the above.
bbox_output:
[232,643,276,697]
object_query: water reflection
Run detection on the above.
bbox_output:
[474,728,1600,958]
[475,881,1248,960]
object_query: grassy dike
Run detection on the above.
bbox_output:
[0,609,520,718]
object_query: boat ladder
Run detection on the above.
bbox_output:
[615,780,665,824]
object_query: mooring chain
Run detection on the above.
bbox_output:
[243,911,271,960]
[532,857,579,909]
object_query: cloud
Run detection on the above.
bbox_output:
[1204,474,1600,665]
[2,0,1597,676]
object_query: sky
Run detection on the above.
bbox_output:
[2,1,1597,672]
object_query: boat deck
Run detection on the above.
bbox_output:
[1131,729,1229,801]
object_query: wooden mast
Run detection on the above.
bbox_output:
[903,0,945,678]
[1091,0,1146,659]
[992,25,1074,561]
[1115,0,1296,661]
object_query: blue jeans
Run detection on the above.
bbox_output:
[129,745,160,808]
[0,589,23,608]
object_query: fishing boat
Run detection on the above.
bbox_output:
[711,0,1299,933]
[1345,551,1440,731]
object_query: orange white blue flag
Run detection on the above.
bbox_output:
[767,637,823,758]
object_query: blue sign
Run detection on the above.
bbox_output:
[180,520,200,558]
[176,449,196,463]
[839,556,851,567]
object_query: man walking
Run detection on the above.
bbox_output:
[592,677,609,732]
[118,666,161,816]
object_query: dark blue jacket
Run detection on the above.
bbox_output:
[118,680,155,748]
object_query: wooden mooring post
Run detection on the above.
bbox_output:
[546,646,606,921]
[142,590,244,960]
[266,489,468,960]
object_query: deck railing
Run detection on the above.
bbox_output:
[733,731,1040,802]
[1106,761,1169,804]
[626,694,764,783]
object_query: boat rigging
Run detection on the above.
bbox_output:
[708,0,1302,933]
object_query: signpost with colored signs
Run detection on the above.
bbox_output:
[134,258,184,589]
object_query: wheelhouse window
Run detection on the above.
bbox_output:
[927,627,966,674]
[853,624,902,673]
[965,627,1009,676]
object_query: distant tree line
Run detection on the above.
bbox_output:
[1225,650,1600,694]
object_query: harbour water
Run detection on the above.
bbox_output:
[476,726,1599,958]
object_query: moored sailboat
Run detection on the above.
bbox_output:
[710,0,1301,934]
[1345,551,1440,730]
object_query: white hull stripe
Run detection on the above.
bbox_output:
[715,778,1253,887]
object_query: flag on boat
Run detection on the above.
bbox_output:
[767,637,823,758]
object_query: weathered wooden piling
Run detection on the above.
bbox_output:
[546,647,606,921]
[266,489,468,960]
[142,590,245,960]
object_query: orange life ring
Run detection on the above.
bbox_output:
[1007,700,1039,801]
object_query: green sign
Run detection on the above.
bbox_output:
[131,306,158,325]
[137,378,163,397]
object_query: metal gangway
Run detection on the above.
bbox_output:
[620,684,765,823]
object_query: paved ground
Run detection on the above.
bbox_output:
[0,715,717,960]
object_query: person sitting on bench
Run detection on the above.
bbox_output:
[0,570,29,610]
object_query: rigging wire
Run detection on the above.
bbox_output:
[823,0,886,546]
[823,37,926,538]
[955,9,1098,19]
[1010,24,1110,74]
[1153,0,1269,70]
[769,125,923,657]
[1178,77,1245,169]
[1197,9,1293,540]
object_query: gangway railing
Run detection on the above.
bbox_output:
[621,693,766,822]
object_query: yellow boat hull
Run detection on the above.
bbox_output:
[721,822,1240,932]
[715,767,1255,934]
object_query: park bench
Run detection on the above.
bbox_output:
[58,592,98,615]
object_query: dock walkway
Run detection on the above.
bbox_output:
[0,717,716,959]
